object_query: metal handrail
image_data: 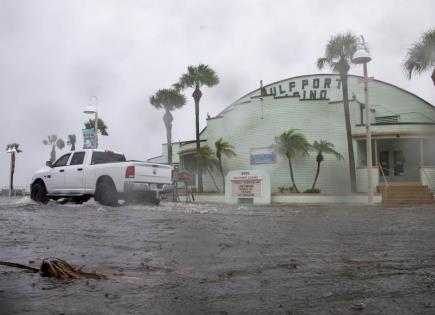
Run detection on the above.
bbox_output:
[377,163,389,188]
[378,163,389,204]
[421,166,434,191]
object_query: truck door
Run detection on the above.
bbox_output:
[45,153,71,193]
[64,151,86,193]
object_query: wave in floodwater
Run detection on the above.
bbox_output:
[0,196,320,217]
[0,196,33,206]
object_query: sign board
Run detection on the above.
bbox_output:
[250,148,276,165]
[267,76,341,101]
[231,175,262,197]
[82,128,95,149]
[225,170,271,204]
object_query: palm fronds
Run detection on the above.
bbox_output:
[403,28,435,81]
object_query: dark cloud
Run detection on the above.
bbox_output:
[0,0,434,188]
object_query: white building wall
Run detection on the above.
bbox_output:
[199,74,435,193]
[205,95,353,193]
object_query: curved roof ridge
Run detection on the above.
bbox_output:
[214,73,434,118]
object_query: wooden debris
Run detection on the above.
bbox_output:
[0,261,39,273]
[0,258,106,280]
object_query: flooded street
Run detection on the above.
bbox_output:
[1,197,435,314]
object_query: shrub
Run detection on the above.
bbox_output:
[304,188,321,193]
[278,186,298,193]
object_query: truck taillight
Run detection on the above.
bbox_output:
[125,166,135,178]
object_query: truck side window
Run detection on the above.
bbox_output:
[70,152,85,165]
[53,154,71,167]
[91,152,126,165]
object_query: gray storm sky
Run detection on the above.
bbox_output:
[0,0,434,188]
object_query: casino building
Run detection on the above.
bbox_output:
[149,74,435,197]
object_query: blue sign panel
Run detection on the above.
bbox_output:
[250,148,276,165]
[82,128,95,149]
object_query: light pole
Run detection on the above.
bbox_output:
[6,145,17,197]
[83,96,99,149]
[352,36,374,204]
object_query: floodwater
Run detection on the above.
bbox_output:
[1,197,435,314]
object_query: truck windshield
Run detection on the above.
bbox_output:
[91,151,126,165]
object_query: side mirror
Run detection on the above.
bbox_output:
[46,161,53,168]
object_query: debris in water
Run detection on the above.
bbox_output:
[0,258,106,280]
[351,303,365,310]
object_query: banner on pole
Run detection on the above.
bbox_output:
[82,129,95,149]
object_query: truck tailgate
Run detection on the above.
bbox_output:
[133,162,172,184]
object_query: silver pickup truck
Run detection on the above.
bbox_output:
[30,149,173,206]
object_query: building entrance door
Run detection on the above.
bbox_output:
[378,145,418,181]
[380,150,407,180]
[379,151,390,177]
[393,150,405,176]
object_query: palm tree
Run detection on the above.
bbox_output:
[42,135,65,162]
[214,138,237,193]
[6,143,22,194]
[311,140,344,190]
[84,118,109,136]
[67,134,76,151]
[176,64,219,192]
[317,32,359,192]
[197,145,220,192]
[273,129,311,193]
[403,28,435,85]
[150,88,186,165]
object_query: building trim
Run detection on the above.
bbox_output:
[355,122,435,127]
[353,131,435,139]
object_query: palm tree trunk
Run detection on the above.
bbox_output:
[288,157,299,193]
[207,169,220,192]
[192,86,203,192]
[50,145,56,162]
[163,110,173,165]
[312,161,322,190]
[218,157,225,193]
[71,143,75,151]
[167,131,172,165]
[340,72,357,193]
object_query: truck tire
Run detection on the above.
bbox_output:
[95,182,118,206]
[31,182,49,204]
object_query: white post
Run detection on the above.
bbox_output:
[420,139,424,167]
[374,139,378,166]
[94,110,99,149]
[363,63,373,204]
[8,152,13,197]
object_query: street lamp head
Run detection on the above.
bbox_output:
[352,35,371,64]
[83,104,97,114]
[352,48,371,64]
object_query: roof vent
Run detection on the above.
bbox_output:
[375,115,399,124]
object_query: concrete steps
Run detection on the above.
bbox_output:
[378,182,434,205]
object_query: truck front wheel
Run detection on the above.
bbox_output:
[31,181,49,204]
[95,182,118,206]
